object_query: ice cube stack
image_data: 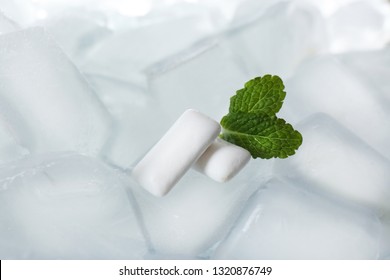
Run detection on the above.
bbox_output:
[1,0,390,259]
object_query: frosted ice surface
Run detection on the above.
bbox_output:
[293,0,387,17]
[0,153,148,259]
[338,48,390,105]
[224,1,327,79]
[0,9,19,34]
[275,114,390,215]
[0,27,112,156]
[0,124,28,163]
[327,1,388,53]
[42,11,112,66]
[231,0,286,26]
[282,55,390,159]
[87,74,171,169]
[83,16,215,88]
[130,159,274,257]
[148,41,247,122]
[379,218,390,258]
[213,178,382,259]
[0,0,36,26]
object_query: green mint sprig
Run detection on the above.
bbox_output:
[220,75,302,159]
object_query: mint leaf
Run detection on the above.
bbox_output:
[221,112,302,159]
[220,75,302,159]
[230,75,286,115]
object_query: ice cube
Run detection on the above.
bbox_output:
[379,218,390,258]
[83,15,214,88]
[293,0,387,17]
[0,27,112,156]
[224,1,327,79]
[213,178,382,259]
[0,0,37,26]
[338,48,390,104]
[130,159,274,257]
[148,40,247,122]
[0,9,19,34]
[86,74,171,169]
[0,123,28,163]
[281,55,390,159]
[231,0,285,27]
[274,113,390,215]
[326,1,388,53]
[41,10,112,66]
[0,153,148,259]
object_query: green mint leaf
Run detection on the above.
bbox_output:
[220,74,302,159]
[229,75,286,115]
[220,112,302,159]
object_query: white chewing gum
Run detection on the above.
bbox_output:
[193,138,251,182]
[132,109,221,196]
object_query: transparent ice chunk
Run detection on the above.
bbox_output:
[326,1,388,53]
[0,27,112,156]
[224,1,327,79]
[380,218,390,258]
[231,0,286,27]
[274,113,390,215]
[338,47,390,105]
[87,74,171,169]
[0,9,19,34]
[148,40,247,122]
[293,0,387,17]
[0,0,36,26]
[213,178,382,259]
[0,153,148,259]
[42,10,112,66]
[0,123,28,163]
[281,55,390,159]
[130,159,274,257]
[83,15,214,88]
